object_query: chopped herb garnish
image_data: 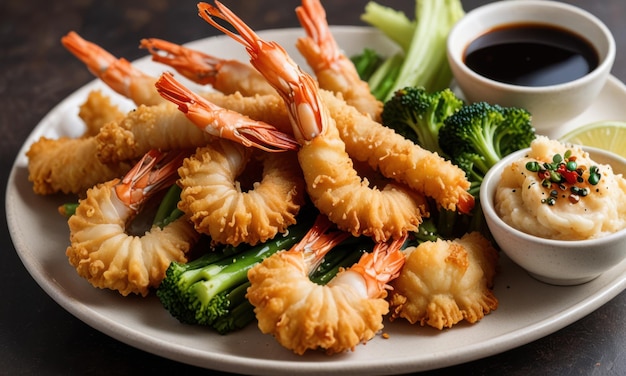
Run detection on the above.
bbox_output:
[525,150,600,205]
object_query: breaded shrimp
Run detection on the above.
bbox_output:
[78,90,125,137]
[198,1,428,241]
[95,90,297,164]
[95,103,215,164]
[318,89,475,214]
[66,149,200,296]
[26,136,133,195]
[295,0,383,120]
[139,37,276,96]
[26,90,132,195]
[177,138,306,246]
[61,31,164,106]
[388,232,499,330]
[155,72,298,152]
[246,214,407,355]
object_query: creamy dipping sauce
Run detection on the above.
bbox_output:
[495,136,626,240]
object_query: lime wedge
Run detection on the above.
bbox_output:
[559,121,626,158]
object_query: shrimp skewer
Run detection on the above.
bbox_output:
[177,138,306,246]
[155,72,298,152]
[61,31,164,106]
[295,0,383,120]
[66,149,200,296]
[247,214,407,355]
[198,1,428,241]
[139,38,276,96]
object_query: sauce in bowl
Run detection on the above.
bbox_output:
[464,23,599,87]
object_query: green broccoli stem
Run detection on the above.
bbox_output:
[153,184,184,228]
[193,223,311,305]
[212,234,374,334]
[157,249,234,325]
[189,216,320,326]
[310,236,373,284]
[470,132,503,170]
[211,281,255,334]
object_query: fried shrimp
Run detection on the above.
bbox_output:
[26,136,133,196]
[318,90,475,214]
[198,1,428,241]
[177,138,306,246]
[295,0,383,120]
[155,72,299,152]
[95,90,297,164]
[388,232,499,330]
[78,90,125,137]
[246,214,407,355]
[61,31,164,106]
[26,90,132,195]
[66,149,200,296]
[139,38,276,96]
[96,103,215,164]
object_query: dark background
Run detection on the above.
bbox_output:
[2,1,625,375]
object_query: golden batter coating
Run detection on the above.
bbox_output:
[78,90,125,137]
[26,136,132,195]
[388,232,499,329]
[177,139,306,246]
[66,150,200,296]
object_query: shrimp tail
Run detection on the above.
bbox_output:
[61,31,117,77]
[295,0,383,120]
[62,31,162,105]
[140,38,219,85]
[198,2,258,50]
[139,37,275,96]
[198,1,324,141]
[349,234,407,298]
[115,149,188,212]
[289,214,351,270]
[154,72,299,152]
[295,0,339,72]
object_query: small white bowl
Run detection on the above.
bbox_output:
[480,146,626,286]
[447,1,615,135]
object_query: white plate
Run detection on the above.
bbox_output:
[6,26,626,376]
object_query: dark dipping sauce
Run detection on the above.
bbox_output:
[464,23,599,87]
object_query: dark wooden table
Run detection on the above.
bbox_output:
[2,0,625,375]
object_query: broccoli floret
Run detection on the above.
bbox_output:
[157,211,376,334]
[439,101,536,191]
[360,0,465,101]
[381,86,464,156]
[157,219,313,332]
